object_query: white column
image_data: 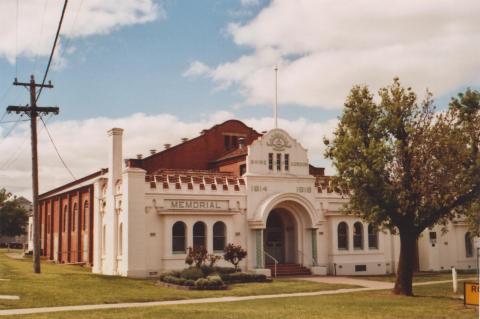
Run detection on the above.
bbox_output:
[103,128,124,275]
[123,167,147,277]
[92,178,105,273]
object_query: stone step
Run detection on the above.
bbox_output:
[265,263,312,276]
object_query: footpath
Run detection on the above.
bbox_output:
[0,276,469,317]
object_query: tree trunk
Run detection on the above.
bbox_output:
[393,230,418,296]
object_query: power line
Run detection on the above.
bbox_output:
[0,111,7,123]
[61,0,85,56]
[36,0,68,103]
[0,128,28,169]
[0,116,24,141]
[0,86,13,106]
[39,116,76,180]
[0,115,52,171]
[0,119,29,125]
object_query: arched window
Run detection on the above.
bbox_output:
[193,222,206,249]
[62,205,68,232]
[213,222,226,251]
[83,201,89,231]
[72,203,78,232]
[118,223,123,256]
[337,222,348,250]
[172,222,186,253]
[465,232,474,258]
[368,224,378,249]
[353,222,364,250]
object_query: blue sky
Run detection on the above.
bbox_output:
[0,0,311,122]
[0,0,479,197]
[1,0,478,125]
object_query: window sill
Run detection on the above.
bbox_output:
[172,251,186,255]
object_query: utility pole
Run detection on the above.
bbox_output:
[6,75,59,273]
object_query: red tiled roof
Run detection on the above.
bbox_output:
[211,147,247,163]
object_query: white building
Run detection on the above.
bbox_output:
[33,120,478,277]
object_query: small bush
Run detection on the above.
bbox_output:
[194,278,209,289]
[200,265,216,276]
[214,266,237,274]
[207,254,222,267]
[180,267,204,280]
[220,272,267,283]
[223,243,247,271]
[207,275,224,287]
[162,275,185,285]
[185,246,208,267]
[184,279,195,287]
[159,270,181,281]
[194,276,224,290]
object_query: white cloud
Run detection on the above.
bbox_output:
[240,0,260,6]
[183,61,212,78]
[0,112,336,198]
[0,0,162,63]
[189,0,480,108]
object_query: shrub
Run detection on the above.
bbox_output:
[200,265,216,277]
[194,278,209,289]
[184,279,195,287]
[194,276,224,290]
[220,272,267,283]
[223,243,247,271]
[206,275,224,287]
[159,270,181,281]
[207,254,222,267]
[186,246,208,267]
[162,275,186,285]
[180,267,204,281]
[214,266,237,274]
[185,255,194,266]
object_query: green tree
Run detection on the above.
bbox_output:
[324,79,480,296]
[0,188,28,238]
[223,243,247,271]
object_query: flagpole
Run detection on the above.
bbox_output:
[274,65,278,129]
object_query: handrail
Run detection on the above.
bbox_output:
[297,249,317,267]
[264,251,278,277]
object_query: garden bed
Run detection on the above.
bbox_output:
[159,266,269,290]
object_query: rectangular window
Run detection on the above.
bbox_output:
[355,265,367,272]
[231,136,238,148]
[268,153,273,170]
[284,154,289,171]
[276,153,281,171]
[224,136,231,150]
[240,164,246,176]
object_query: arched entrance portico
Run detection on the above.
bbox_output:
[249,193,320,273]
[264,209,297,264]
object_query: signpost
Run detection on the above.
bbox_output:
[464,282,479,306]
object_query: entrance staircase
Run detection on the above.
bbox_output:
[266,263,312,277]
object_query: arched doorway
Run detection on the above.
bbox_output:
[264,209,297,264]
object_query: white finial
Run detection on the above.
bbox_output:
[274,65,278,129]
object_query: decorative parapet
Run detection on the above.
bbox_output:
[144,172,246,193]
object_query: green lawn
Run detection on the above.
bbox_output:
[350,271,478,283]
[0,250,353,309]
[11,283,478,319]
